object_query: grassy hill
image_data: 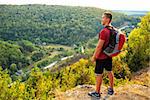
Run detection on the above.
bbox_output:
[0,5,139,46]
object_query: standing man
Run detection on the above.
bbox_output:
[88,12,114,99]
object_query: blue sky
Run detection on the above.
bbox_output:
[0,0,150,11]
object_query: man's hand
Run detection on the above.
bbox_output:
[91,56,96,63]
[91,39,105,64]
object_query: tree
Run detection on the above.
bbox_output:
[126,13,150,72]
[10,63,17,73]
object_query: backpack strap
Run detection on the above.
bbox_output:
[105,26,114,31]
[102,26,115,51]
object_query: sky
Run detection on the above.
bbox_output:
[0,0,150,11]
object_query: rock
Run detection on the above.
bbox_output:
[56,67,150,100]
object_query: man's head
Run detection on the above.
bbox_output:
[101,12,112,26]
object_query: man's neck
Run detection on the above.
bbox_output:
[104,23,111,27]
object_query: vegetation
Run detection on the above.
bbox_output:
[126,13,150,72]
[0,5,139,78]
[0,5,149,99]
[0,5,138,46]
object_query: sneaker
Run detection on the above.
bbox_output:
[107,87,114,95]
[88,91,101,99]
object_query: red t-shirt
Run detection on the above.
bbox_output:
[96,28,111,60]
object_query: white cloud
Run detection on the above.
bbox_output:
[0,0,149,11]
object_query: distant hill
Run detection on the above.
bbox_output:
[113,10,149,16]
[0,5,139,46]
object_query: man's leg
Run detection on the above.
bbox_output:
[95,74,103,93]
[107,71,114,89]
[88,59,103,98]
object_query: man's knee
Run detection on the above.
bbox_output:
[107,71,114,76]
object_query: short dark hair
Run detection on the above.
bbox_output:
[103,12,112,23]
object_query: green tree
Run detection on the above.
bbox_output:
[10,63,17,73]
[126,13,150,72]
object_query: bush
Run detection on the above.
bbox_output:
[126,13,150,72]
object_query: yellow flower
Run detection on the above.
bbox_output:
[19,83,25,92]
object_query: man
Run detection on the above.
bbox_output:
[88,12,114,99]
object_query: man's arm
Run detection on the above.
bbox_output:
[92,39,105,61]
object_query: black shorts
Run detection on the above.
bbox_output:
[95,58,112,75]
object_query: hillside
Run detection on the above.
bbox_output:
[56,66,150,100]
[113,10,148,16]
[0,4,140,78]
[0,5,139,46]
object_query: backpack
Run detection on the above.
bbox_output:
[103,26,126,57]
